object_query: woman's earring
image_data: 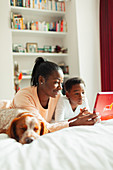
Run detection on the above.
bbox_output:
[41,82,43,85]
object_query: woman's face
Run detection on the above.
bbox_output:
[41,69,64,98]
[66,83,85,107]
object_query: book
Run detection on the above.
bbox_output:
[10,0,14,6]
[34,0,38,8]
[13,0,16,6]
[48,0,52,10]
[23,0,26,7]
[60,20,63,32]
[36,21,38,30]
[61,2,65,11]
[17,0,22,6]
[30,0,33,8]
[52,0,55,10]
[13,14,24,29]
[42,0,45,9]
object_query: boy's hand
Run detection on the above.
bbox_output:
[68,107,91,122]
[79,107,91,116]
[68,107,100,126]
[69,112,98,126]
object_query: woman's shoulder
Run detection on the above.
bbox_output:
[16,86,37,95]
[13,86,37,102]
[11,86,38,108]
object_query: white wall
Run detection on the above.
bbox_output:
[75,0,101,110]
[0,0,14,100]
[65,0,80,77]
[0,0,101,108]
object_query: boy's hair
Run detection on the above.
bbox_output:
[64,77,85,92]
[31,57,62,86]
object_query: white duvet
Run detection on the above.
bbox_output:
[0,120,113,170]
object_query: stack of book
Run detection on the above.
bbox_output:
[11,12,25,29]
[11,12,67,32]
[10,0,65,12]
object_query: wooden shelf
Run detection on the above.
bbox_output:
[22,75,31,79]
[12,52,68,57]
[21,74,69,80]
[11,29,67,38]
[10,6,66,17]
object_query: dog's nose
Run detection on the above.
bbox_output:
[25,137,34,144]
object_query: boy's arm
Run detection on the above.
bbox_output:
[55,96,65,122]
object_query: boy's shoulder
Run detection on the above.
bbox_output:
[59,95,69,103]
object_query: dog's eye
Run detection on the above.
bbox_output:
[34,127,38,132]
[21,127,27,131]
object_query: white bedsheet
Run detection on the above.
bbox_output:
[0,120,113,170]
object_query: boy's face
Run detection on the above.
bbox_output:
[66,83,85,107]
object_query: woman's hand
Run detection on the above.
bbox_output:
[68,108,98,126]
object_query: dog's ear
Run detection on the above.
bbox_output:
[6,118,19,142]
[40,122,49,135]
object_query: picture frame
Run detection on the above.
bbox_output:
[26,43,38,53]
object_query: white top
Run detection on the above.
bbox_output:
[55,95,90,121]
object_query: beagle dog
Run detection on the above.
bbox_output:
[0,109,49,144]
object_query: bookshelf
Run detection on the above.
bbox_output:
[12,52,68,57]
[16,74,69,80]
[10,6,66,16]
[11,29,67,37]
[10,0,69,91]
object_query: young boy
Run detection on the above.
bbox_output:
[55,77,90,121]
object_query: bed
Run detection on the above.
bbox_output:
[0,118,113,170]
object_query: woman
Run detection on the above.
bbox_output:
[10,57,97,132]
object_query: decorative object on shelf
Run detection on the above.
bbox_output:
[55,45,61,53]
[26,43,38,53]
[43,45,68,53]
[60,47,68,53]
[55,45,68,53]
[59,62,69,75]
[43,45,51,53]
[14,61,19,76]
[38,48,44,53]
[21,70,32,76]
[13,43,25,52]
[43,45,55,53]
[14,61,23,93]
[12,43,68,54]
